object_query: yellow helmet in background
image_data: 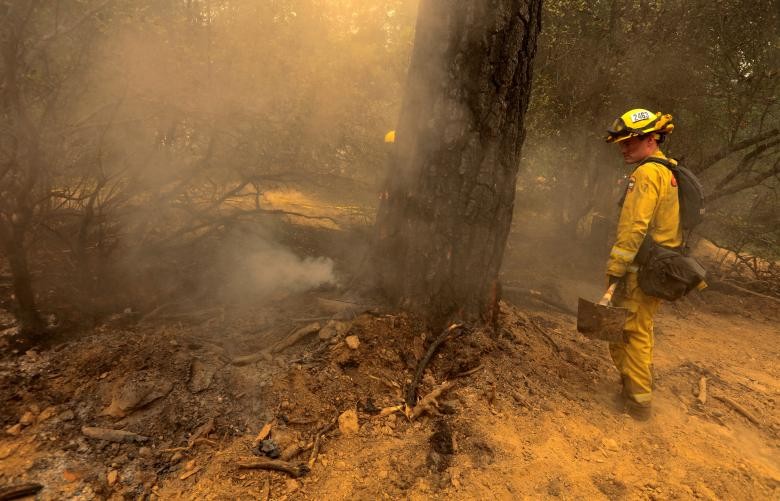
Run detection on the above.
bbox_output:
[606,109,674,143]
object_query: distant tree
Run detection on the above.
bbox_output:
[373,0,543,326]
[0,1,114,335]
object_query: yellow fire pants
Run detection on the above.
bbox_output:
[609,272,660,405]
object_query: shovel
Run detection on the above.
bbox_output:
[577,282,629,343]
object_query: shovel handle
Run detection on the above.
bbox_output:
[598,282,619,306]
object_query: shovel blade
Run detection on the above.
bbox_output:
[577,297,629,343]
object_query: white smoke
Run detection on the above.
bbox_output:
[232,240,336,299]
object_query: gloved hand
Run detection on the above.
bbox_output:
[600,275,623,306]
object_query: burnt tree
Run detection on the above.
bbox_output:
[374,1,543,325]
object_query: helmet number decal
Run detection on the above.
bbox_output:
[631,111,651,123]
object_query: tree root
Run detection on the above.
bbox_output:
[0,483,44,501]
[405,323,463,408]
[714,394,760,426]
[308,414,339,468]
[527,317,561,353]
[406,381,454,420]
[237,457,310,478]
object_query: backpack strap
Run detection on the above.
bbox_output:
[617,156,677,208]
[638,156,692,252]
[638,156,677,170]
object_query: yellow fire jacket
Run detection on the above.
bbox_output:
[607,150,683,277]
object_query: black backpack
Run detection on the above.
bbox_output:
[638,157,706,231]
[632,156,708,300]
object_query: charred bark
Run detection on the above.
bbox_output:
[373,1,542,326]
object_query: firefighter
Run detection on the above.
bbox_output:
[605,109,680,420]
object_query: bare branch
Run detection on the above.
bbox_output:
[696,128,780,174]
[712,138,780,192]
[708,157,780,203]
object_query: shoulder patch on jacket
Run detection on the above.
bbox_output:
[627,176,636,192]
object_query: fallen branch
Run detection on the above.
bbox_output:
[714,395,760,426]
[237,457,310,478]
[231,350,272,366]
[407,381,455,420]
[0,483,44,501]
[189,418,215,448]
[272,322,321,353]
[308,415,339,469]
[377,405,403,418]
[455,364,484,379]
[528,318,561,353]
[405,323,463,408]
[179,466,201,480]
[252,420,275,449]
[714,280,780,304]
[82,426,149,443]
[697,377,707,405]
[261,473,271,501]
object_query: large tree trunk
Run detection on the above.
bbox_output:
[374,0,543,326]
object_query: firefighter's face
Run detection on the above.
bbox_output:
[619,135,657,164]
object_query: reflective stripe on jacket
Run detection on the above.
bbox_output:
[607,150,683,277]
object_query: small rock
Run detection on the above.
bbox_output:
[138,446,152,458]
[37,406,57,423]
[601,438,619,452]
[170,452,183,463]
[5,423,22,436]
[184,460,196,471]
[101,375,174,418]
[188,360,217,393]
[19,411,35,426]
[59,410,75,421]
[345,335,360,350]
[259,439,281,459]
[107,469,118,486]
[338,409,359,435]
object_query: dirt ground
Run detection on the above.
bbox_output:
[1,223,778,500]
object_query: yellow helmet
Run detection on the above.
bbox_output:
[606,109,674,143]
